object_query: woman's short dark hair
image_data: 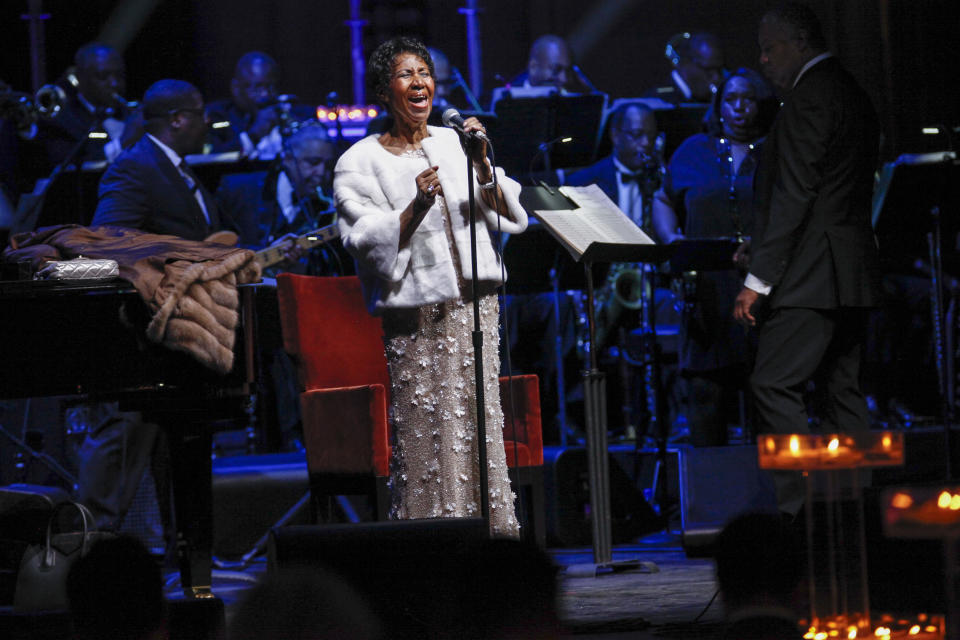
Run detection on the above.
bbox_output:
[368,37,434,112]
[705,67,779,138]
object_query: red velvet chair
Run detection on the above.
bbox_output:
[277,274,545,540]
[500,374,546,546]
[276,274,391,520]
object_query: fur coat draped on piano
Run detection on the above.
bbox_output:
[3,224,262,374]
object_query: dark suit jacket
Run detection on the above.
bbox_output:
[92,135,223,241]
[215,170,281,247]
[751,56,882,309]
[565,156,618,202]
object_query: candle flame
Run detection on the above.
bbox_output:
[765,437,776,453]
[873,627,890,637]
[815,632,827,640]
[950,494,960,510]
[847,629,857,639]
[882,434,892,449]
[828,437,839,451]
[938,491,952,508]
[908,625,920,635]
[790,435,800,455]
[891,492,913,509]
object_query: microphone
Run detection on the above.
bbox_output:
[441,108,488,142]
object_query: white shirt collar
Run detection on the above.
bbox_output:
[276,171,299,224]
[671,69,693,100]
[146,133,183,168]
[792,52,833,88]
[612,156,636,176]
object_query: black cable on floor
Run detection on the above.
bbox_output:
[692,587,720,623]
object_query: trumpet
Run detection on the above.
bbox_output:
[0,83,66,139]
[34,83,66,117]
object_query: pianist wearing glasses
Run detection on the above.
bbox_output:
[334,36,527,537]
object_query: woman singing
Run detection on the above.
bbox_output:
[334,37,528,536]
[652,68,778,446]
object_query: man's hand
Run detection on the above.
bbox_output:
[734,287,762,327]
[274,233,306,264]
[248,105,279,142]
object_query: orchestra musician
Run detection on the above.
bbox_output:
[333,36,527,536]
[643,32,726,105]
[652,68,778,446]
[216,121,345,274]
[33,42,133,168]
[205,51,314,160]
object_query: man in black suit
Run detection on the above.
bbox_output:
[92,79,226,241]
[566,103,660,229]
[734,3,882,510]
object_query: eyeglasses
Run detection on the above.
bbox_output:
[170,107,205,117]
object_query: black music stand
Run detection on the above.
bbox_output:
[532,185,671,574]
[15,161,106,231]
[874,150,960,477]
[487,93,606,177]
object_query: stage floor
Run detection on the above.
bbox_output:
[164,531,727,639]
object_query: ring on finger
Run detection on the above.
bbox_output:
[427,184,435,193]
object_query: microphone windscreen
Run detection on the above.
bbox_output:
[441,108,463,129]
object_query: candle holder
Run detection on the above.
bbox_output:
[756,432,905,636]
[884,485,960,639]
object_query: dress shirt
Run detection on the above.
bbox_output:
[78,93,125,162]
[613,156,646,228]
[146,133,211,224]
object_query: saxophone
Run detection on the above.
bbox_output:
[593,262,645,350]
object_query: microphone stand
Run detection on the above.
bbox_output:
[449,67,484,113]
[14,118,102,233]
[466,142,491,529]
[464,145,495,533]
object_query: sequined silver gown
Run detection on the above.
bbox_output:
[381,149,519,538]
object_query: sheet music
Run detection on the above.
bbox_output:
[534,184,655,257]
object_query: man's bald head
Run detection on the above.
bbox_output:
[527,35,571,89]
[142,79,207,156]
[74,42,126,109]
[231,51,279,115]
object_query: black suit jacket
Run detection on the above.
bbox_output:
[92,135,223,241]
[751,56,881,309]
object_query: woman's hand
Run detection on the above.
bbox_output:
[462,117,490,173]
[413,165,442,214]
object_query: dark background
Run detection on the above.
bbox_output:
[1,0,957,160]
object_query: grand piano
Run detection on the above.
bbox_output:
[0,274,278,597]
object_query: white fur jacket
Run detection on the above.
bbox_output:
[334,126,528,313]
